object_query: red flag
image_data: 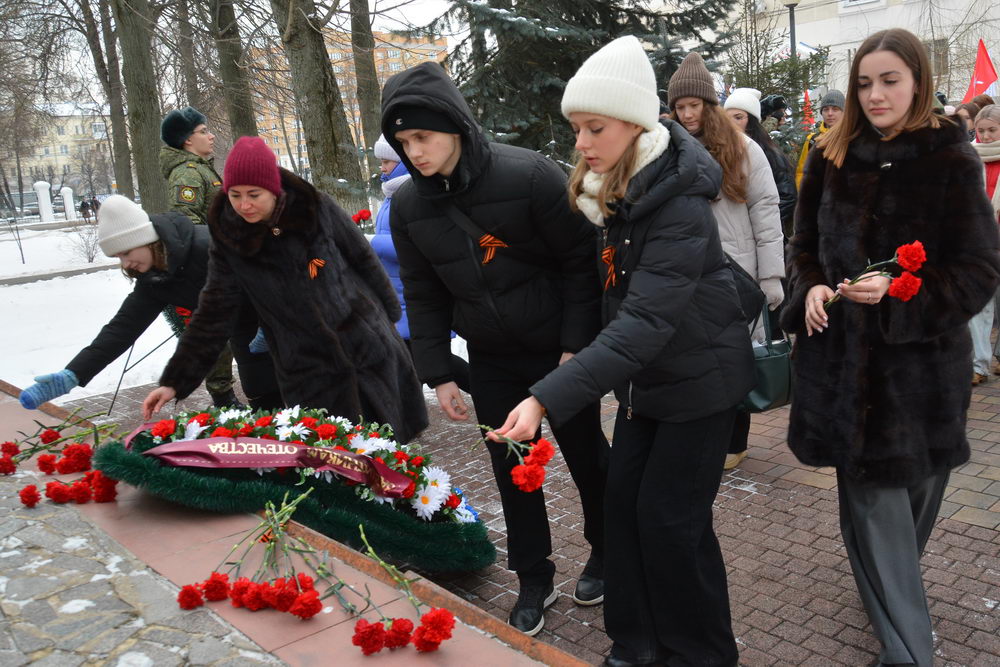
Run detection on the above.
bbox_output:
[962,39,998,103]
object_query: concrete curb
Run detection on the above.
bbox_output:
[0,263,118,286]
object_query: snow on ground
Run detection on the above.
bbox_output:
[0,271,176,402]
[1,224,117,278]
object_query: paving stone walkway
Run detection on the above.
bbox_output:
[58,375,1000,666]
[0,468,283,666]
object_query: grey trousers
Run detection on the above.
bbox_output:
[837,469,950,667]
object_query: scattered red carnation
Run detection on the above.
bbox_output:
[511,463,546,493]
[36,454,57,474]
[1,441,18,456]
[45,481,71,504]
[888,271,923,302]
[39,429,60,444]
[69,480,92,504]
[418,607,455,643]
[524,438,555,466]
[150,419,177,439]
[177,584,204,610]
[19,485,41,508]
[296,572,315,591]
[229,577,252,608]
[0,455,15,475]
[384,617,414,649]
[288,589,323,619]
[352,618,386,654]
[242,582,268,611]
[201,572,230,601]
[895,240,926,273]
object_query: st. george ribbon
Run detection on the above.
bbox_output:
[124,425,411,498]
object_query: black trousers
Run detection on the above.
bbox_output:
[468,349,609,585]
[605,406,739,666]
[727,408,751,455]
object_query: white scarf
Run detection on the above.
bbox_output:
[972,140,1000,163]
[381,173,411,198]
[575,123,671,226]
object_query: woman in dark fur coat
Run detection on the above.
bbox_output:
[143,136,428,444]
[781,29,1000,666]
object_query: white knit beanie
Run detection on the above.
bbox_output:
[724,88,762,121]
[561,36,660,131]
[97,195,158,257]
[373,134,400,162]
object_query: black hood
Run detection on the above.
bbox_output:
[381,62,490,199]
[145,211,196,283]
[625,119,722,222]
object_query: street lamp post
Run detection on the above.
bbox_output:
[784,1,799,63]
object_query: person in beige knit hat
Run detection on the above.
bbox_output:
[668,53,785,474]
[494,35,752,666]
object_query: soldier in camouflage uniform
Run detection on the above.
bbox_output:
[159,106,239,408]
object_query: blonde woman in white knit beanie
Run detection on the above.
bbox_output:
[492,35,751,666]
[18,196,281,412]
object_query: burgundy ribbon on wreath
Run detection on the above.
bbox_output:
[124,425,411,497]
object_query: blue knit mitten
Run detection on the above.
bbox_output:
[19,369,79,410]
[248,328,270,354]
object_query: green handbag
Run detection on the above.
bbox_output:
[742,307,792,413]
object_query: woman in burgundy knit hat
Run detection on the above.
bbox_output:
[143,136,428,443]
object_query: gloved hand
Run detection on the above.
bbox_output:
[760,277,785,311]
[248,327,270,354]
[19,369,79,410]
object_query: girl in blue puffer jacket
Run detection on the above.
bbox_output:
[370,135,470,391]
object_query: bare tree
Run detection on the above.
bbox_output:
[211,0,259,137]
[349,0,381,154]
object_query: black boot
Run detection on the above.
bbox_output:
[210,389,245,409]
[248,391,284,412]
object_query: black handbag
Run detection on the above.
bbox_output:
[742,305,792,412]
[725,254,766,325]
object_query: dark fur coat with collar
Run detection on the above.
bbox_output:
[159,169,428,443]
[780,120,1000,486]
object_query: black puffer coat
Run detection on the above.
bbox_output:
[159,170,428,443]
[67,212,210,386]
[781,120,1000,486]
[762,143,797,236]
[381,62,602,385]
[531,121,755,425]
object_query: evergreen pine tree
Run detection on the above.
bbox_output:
[410,0,736,162]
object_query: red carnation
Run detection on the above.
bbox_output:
[298,417,318,429]
[37,454,57,474]
[411,626,442,652]
[55,457,79,475]
[410,456,424,467]
[393,451,409,463]
[274,583,299,612]
[402,480,416,499]
[70,480,92,504]
[895,240,926,273]
[187,412,213,426]
[242,583,268,611]
[315,423,338,440]
[237,423,254,437]
[211,427,235,438]
[177,584,204,610]
[88,471,118,503]
[888,271,923,302]
[419,607,455,643]
[260,580,281,608]
[229,577,252,607]
[45,481,71,504]
[0,455,15,475]
[384,618,414,649]
[351,213,361,223]
[201,572,230,601]
[39,429,60,444]
[1,441,18,456]
[255,415,273,427]
[359,209,372,220]
[511,463,546,492]
[524,438,555,466]
[19,485,41,508]
[288,589,323,619]
[150,419,177,439]
[296,572,315,591]
[351,618,386,654]
[63,443,92,469]
[445,493,461,509]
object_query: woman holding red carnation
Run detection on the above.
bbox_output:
[783,29,1000,666]
[142,137,428,444]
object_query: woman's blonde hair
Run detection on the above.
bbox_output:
[671,101,748,202]
[567,136,640,218]
[122,240,168,280]
[817,28,947,168]
[975,104,1000,126]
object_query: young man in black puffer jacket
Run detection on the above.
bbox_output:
[382,62,610,637]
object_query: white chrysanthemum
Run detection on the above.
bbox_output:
[274,405,302,427]
[330,416,353,432]
[276,423,310,442]
[423,466,451,496]
[351,436,396,456]
[217,407,250,424]
[179,420,209,441]
[410,484,446,520]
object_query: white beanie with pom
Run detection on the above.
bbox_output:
[97,195,158,257]
[373,134,401,162]
[561,35,660,131]
[724,88,762,121]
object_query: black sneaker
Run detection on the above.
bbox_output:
[573,572,604,606]
[508,582,558,636]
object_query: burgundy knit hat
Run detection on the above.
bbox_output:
[223,136,282,196]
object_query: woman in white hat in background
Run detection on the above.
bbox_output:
[19,195,279,411]
[494,35,753,666]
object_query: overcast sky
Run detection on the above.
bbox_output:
[372,0,455,37]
